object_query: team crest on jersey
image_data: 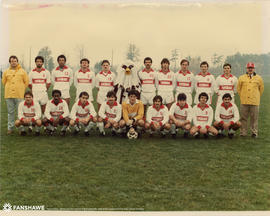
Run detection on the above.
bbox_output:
[85,108,89,112]
[43,74,45,78]
[168,75,171,79]
[150,74,154,78]
[108,77,112,81]
[187,77,190,80]
[59,106,63,110]
[229,110,232,114]
[185,111,187,115]
[205,111,208,115]
[31,108,35,112]
[65,71,68,75]
[87,74,90,78]
[207,78,209,81]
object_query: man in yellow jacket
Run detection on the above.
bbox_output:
[237,62,264,138]
[2,56,29,134]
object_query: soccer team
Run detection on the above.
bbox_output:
[2,55,264,139]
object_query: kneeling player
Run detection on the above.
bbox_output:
[70,91,97,136]
[169,93,193,138]
[15,91,42,136]
[190,92,218,138]
[213,93,241,138]
[43,90,70,136]
[145,95,171,137]
[97,91,122,136]
[119,89,145,137]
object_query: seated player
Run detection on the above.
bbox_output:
[145,95,171,137]
[97,91,122,136]
[69,91,97,136]
[15,91,42,136]
[213,93,241,138]
[119,89,144,137]
[190,92,218,138]
[169,93,193,138]
[43,89,70,136]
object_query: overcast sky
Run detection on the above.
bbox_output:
[1,0,270,70]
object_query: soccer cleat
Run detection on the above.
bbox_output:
[171,133,177,139]
[28,126,33,133]
[60,130,66,136]
[111,130,117,136]
[251,133,257,138]
[35,131,40,136]
[228,133,234,139]
[73,128,80,135]
[99,131,106,136]
[193,132,199,138]
[84,131,90,136]
[161,133,166,138]
[20,131,27,136]
[183,132,189,138]
[137,132,142,139]
[204,134,209,139]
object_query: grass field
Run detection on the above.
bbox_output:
[0,83,270,211]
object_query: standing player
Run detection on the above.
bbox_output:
[69,91,97,136]
[194,61,216,105]
[155,58,175,110]
[28,56,51,113]
[145,95,171,137]
[97,91,122,136]
[43,90,70,136]
[215,63,238,105]
[169,93,193,138]
[51,55,73,106]
[95,60,116,111]
[138,57,157,114]
[74,58,95,102]
[119,89,144,137]
[213,93,241,138]
[15,91,42,136]
[174,59,194,105]
[190,92,218,138]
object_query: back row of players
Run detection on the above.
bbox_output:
[16,55,241,138]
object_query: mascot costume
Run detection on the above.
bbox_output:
[114,62,140,104]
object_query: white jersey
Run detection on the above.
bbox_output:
[98,101,122,122]
[51,66,73,91]
[29,68,51,92]
[215,74,238,98]
[70,99,97,120]
[95,71,116,92]
[74,68,95,92]
[156,70,175,92]
[215,102,240,123]
[44,99,69,120]
[138,68,156,93]
[169,102,193,122]
[194,72,216,94]
[192,104,213,127]
[174,70,194,94]
[146,105,169,125]
[18,100,41,121]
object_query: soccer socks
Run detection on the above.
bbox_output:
[137,126,143,133]
[19,125,26,132]
[229,128,235,134]
[171,124,176,134]
[161,129,170,135]
[97,122,105,133]
[85,122,95,132]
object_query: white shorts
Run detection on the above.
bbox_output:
[141,92,156,105]
[76,89,93,101]
[33,91,48,105]
[158,91,174,104]
[194,92,212,105]
[97,91,108,104]
[175,92,193,106]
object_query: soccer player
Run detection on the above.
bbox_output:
[73,58,95,102]
[51,55,73,106]
[69,91,97,136]
[174,59,194,105]
[43,90,70,136]
[155,58,175,110]
[194,61,216,105]
[97,91,122,136]
[215,63,238,105]
[28,56,51,113]
[119,89,144,137]
[137,57,157,114]
[213,93,241,138]
[95,60,116,111]
[169,93,193,138]
[190,92,218,138]
[15,91,42,136]
[145,95,171,137]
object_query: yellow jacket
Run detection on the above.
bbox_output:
[122,100,144,122]
[237,73,264,105]
[2,64,29,99]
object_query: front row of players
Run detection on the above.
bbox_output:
[15,89,241,139]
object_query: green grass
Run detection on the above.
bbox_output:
[0,84,270,211]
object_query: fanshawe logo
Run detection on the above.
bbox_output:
[197,82,211,88]
[99,81,113,87]
[220,114,234,119]
[219,85,233,90]
[174,113,187,120]
[77,78,92,83]
[197,116,208,121]
[32,78,46,84]
[55,77,70,82]
[177,81,191,87]
[3,203,12,212]
[141,79,154,84]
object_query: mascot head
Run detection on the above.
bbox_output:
[122,64,134,75]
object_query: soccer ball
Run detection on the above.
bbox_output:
[127,127,138,139]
